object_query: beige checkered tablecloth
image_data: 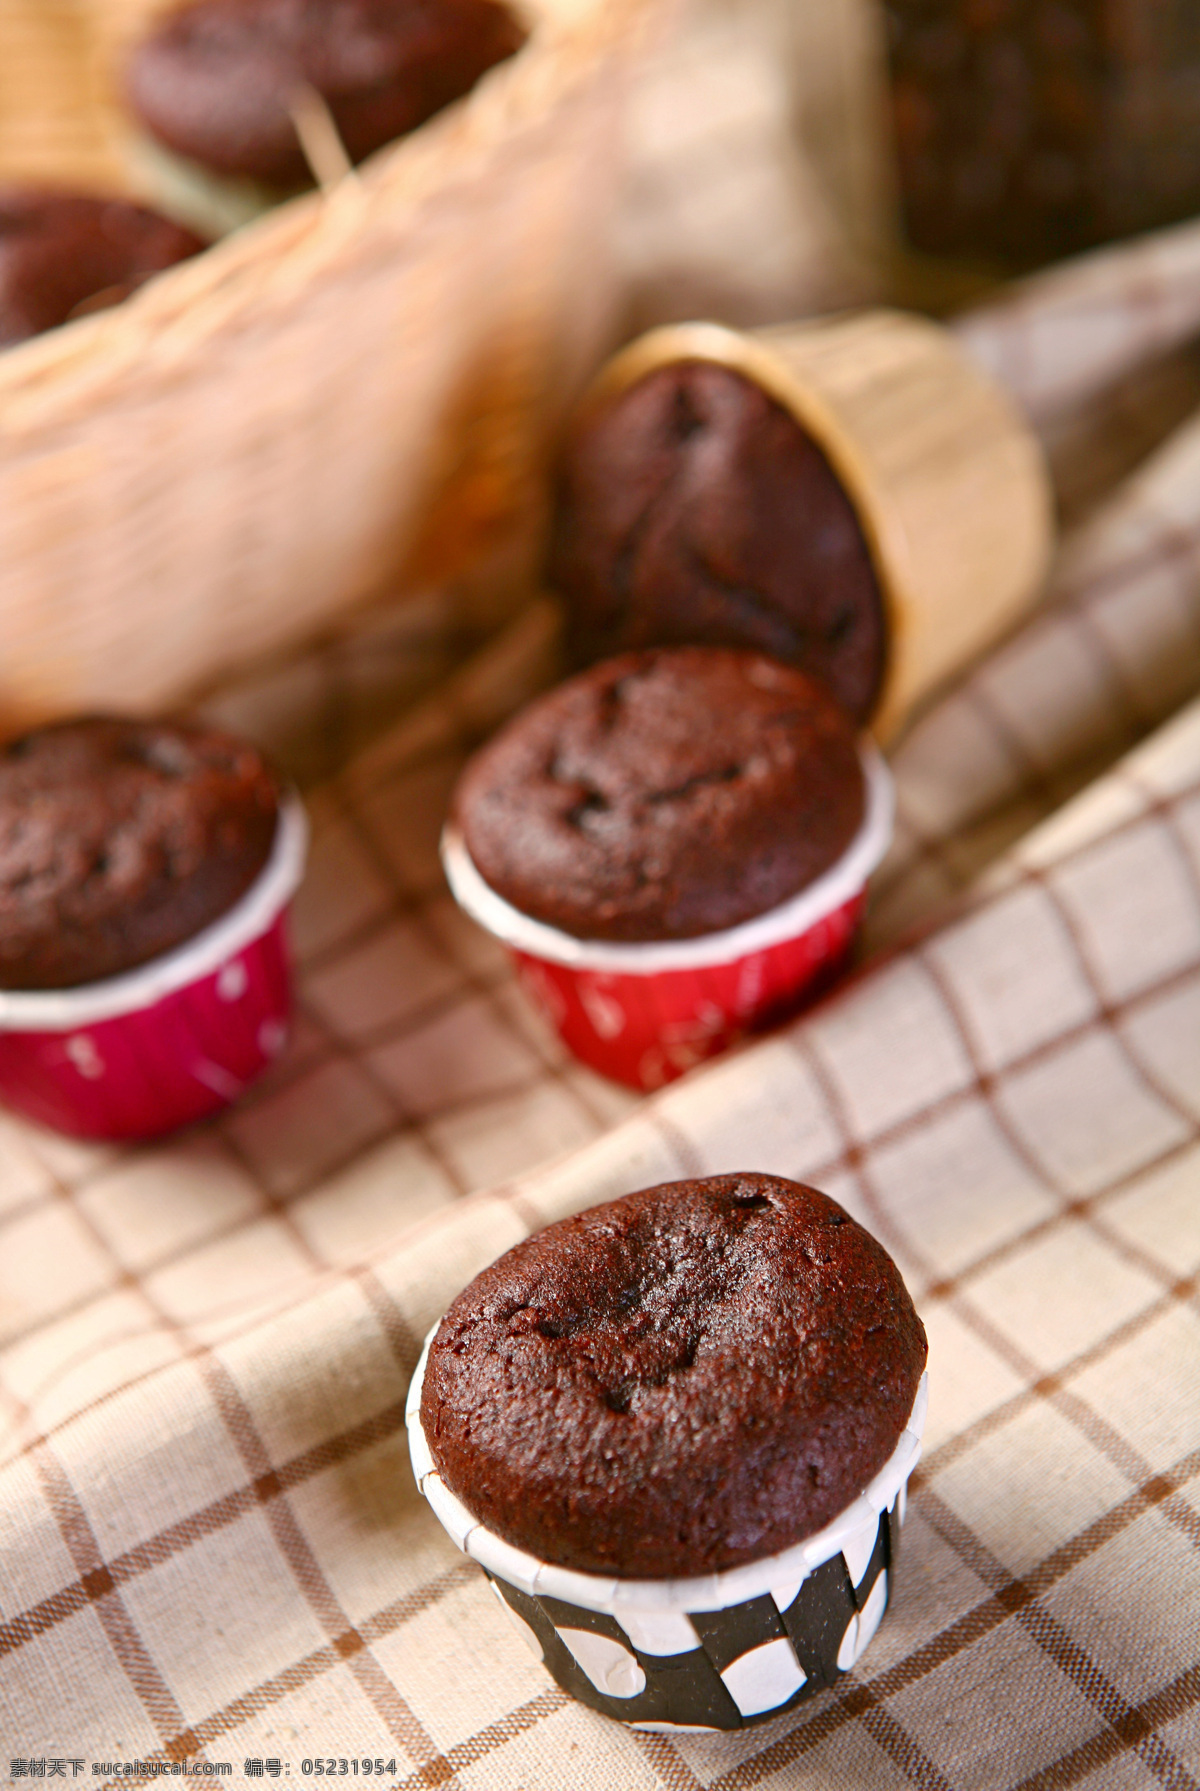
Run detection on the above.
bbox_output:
[2,218,1200,1787]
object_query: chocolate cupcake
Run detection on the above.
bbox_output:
[0,716,279,990]
[0,717,307,1142]
[547,316,1054,744]
[452,646,866,945]
[0,188,205,348]
[410,1174,929,1728]
[423,1173,927,1576]
[550,360,887,725]
[443,646,891,1090]
[125,0,528,188]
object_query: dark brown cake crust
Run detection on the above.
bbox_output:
[0,717,280,990]
[549,359,888,725]
[125,0,527,187]
[422,1174,928,1577]
[453,646,866,943]
[0,189,205,349]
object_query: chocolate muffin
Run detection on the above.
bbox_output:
[0,189,205,349]
[125,0,528,188]
[422,1173,928,1578]
[886,0,1200,272]
[0,717,280,990]
[549,360,888,726]
[453,646,866,943]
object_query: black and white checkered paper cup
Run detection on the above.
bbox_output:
[407,1337,927,1731]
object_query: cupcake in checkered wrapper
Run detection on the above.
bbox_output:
[408,1173,928,1730]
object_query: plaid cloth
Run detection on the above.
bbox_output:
[3,219,1200,1786]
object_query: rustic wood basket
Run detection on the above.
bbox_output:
[0,0,662,734]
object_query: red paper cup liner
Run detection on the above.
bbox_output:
[0,794,308,1141]
[442,746,893,1090]
[408,1334,927,1730]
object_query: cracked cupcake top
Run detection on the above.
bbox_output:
[550,359,887,725]
[0,716,279,989]
[421,1173,928,1577]
[452,646,865,942]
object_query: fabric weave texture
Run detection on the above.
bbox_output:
[2,219,1200,1788]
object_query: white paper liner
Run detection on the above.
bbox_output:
[440,743,894,974]
[0,793,309,1031]
[408,1322,927,1617]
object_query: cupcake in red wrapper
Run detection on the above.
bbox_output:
[442,648,893,1089]
[409,1174,929,1730]
[0,716,307,1140]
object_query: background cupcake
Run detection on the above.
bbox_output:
[0,715,307,1138]
[125,0,529,189]
[443,645,893,1087]
[0,187,205,347]
[547,315,1053,742]
[550,356,887,725]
